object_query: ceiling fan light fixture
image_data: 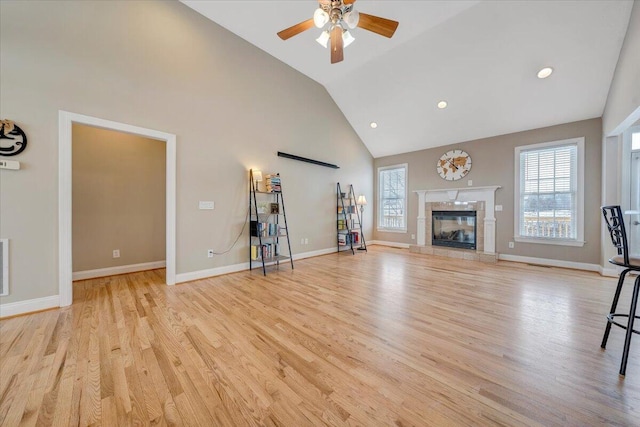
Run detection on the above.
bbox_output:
[437,100,448,109]
[537,67,553,79]
[316,30,330,48]
[342,29,355,48]
[313,8,329,28]
[343,9,360,29]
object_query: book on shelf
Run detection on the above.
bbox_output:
[251,221,281,237]
[338,205,355,214]
[338,231,359,246]
[337,219,355,230]
[265,174,281,192]
[251,243,280,260]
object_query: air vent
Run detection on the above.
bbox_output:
[0,239,8,296]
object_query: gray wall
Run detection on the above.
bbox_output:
[603,0,640,136]
[0,0,373,305]
[374,118,602,264]
[72,124,166,272]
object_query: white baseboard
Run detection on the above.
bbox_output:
[73,261,166,281]
[176,261,250,284]
[498,254,601,272]
[0,295,60,318]
[176,247,338,284]
[293,247,337,260]
[599,266,620,277]
[368,240,411,249]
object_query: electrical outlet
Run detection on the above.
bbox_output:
[304,238,309,245]
[508,242,514,249]
[113,249,120,258]
[411,234,416,240]
[207,249,214,258]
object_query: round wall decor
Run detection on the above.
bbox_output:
[436,149,472,181]
[0,120,27,156]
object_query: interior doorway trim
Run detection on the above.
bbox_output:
[58,111,176,307]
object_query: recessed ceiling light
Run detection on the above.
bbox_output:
[537,67,553,79]
[370,122,378,129]
[437,101,448,109]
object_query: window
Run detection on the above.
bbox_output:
[378,164,407,232]
[514,137,584,246]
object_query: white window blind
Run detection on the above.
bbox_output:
[378,165,407,231]
[515,138,584,245]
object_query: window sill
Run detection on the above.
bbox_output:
[377,228,407,234]
[514,236,585,247]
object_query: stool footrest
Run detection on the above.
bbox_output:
[607,313,640,335]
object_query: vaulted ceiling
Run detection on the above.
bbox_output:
[181,0,634,158]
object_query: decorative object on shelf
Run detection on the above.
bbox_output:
[276,1,399,64]
[0,119,27,156]
[249,169,293,275]
[253,169,263,191]
[356,195,367,251]
[436,149,472,181]
[277,152,339,169]
[337,183,366,254]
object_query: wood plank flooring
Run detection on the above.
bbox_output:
[2,246,640,426]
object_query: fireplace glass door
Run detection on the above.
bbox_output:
[432,211,477,250]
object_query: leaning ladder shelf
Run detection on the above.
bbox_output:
[337,183,367,254]
[249,169,294,276]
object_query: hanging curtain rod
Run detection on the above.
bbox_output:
[277,152,339,169]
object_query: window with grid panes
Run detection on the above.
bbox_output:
[514,138,584,246]
[378,164,407,232]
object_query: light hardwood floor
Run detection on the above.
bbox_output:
[2,246,640,426]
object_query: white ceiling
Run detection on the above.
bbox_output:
[181,0,633,158]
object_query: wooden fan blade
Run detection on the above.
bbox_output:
[357,12,399,38]
[330,25,344,64]
[277,18,314,40]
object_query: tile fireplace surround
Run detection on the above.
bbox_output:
[411,186,501,263]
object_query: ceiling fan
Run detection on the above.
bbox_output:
[277,0,399,64]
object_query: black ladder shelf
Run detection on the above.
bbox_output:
[337,183,367,254]
[249,169,294,276]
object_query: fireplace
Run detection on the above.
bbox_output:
[432,210,477,250]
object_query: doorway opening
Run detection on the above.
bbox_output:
[59,111,176,307]
[72,124,167,279]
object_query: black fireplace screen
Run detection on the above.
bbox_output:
[432,211,477,250]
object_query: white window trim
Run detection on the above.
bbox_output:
[377,163,408,233]
[513,137,585,247]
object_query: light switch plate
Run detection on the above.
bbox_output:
[199,201,214,210]
[495,205,503,211]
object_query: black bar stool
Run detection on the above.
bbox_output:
[601,205,640,376]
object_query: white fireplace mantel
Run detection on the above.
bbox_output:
[414,186,501,254]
